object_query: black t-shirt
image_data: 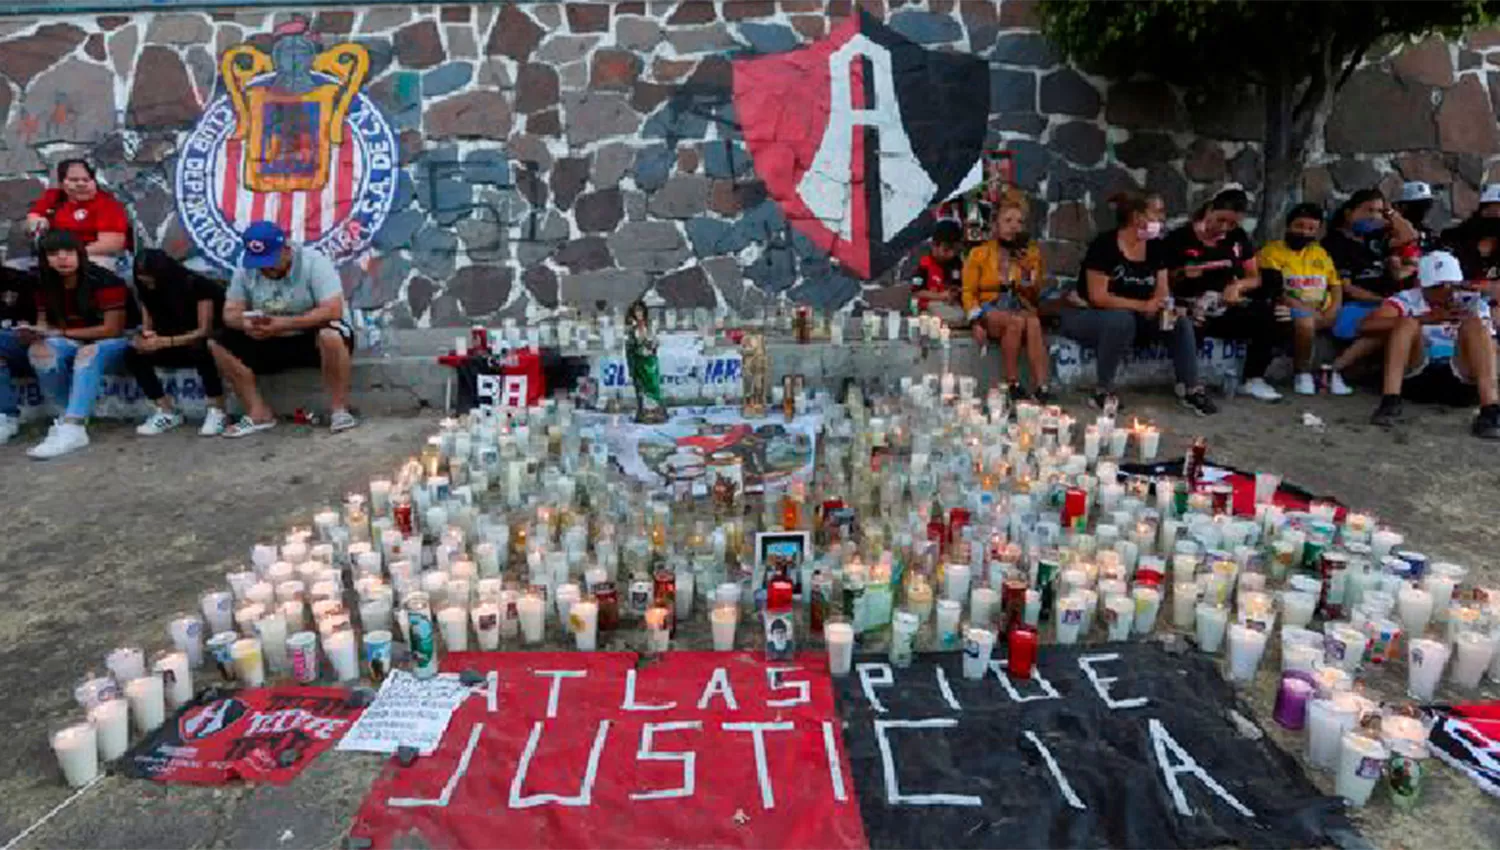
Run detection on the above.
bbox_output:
[1159,223,1255,301]
[1441,220,1500,283]
[1322,230,1398,297]
[0,266,36,328]
[1079,230,1161,305]
[137,271,224,336]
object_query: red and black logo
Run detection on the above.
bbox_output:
[733,11,989,279]
[178,697,249,742]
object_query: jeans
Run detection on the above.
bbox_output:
[0,330,130,420]
[1197,300,1282,381]
[1059,307,1199,391]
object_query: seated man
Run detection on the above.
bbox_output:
[208,221,358,437]
[1362,251,1500,439]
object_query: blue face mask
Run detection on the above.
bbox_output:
[1351,217,1385,236]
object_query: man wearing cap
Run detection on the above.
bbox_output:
[1358,250,1500,438]
[207,221,357,436]
[1393,181,1441,253]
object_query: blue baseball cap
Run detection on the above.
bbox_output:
[241,221,286,270]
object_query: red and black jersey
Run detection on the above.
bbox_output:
[909,253,961,309]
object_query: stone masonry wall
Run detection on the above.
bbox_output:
[0,1,1497,329]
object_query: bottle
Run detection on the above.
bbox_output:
[405,592,438,680]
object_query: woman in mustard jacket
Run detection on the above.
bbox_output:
[963,194,1051,400]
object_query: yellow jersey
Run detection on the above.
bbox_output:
[1257,240,1343,311]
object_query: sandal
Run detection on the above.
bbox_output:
[222,415,277,438]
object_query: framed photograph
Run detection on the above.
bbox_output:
[754,530,812,600]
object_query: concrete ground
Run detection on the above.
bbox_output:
[0,386,1497,849]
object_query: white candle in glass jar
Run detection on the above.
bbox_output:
[518,594,545,644]
[1132,586,1161,635]
[231,638,265,687]
[153,651,193,709]
[472,602,502,650]
[1451,630,1496,690]
[439,606,470,652]
[1424,562,1466,621]
[711,604,738,652]
[1306,692,1361,769]
[52,722,99,787]
[1406,637,1449,701]
[1225,624,1268,682]
[1397,584,1434,636]
[89,698,129,760]
[572,600,600,651]
[1195,604,1229,653]
[1335,732,1387,808]
[323,629,359,682]
[124,673,166,736]
[256,613,289,675]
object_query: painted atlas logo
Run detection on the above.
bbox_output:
[733,11,990,279]
[178,697,249,742]
[175,18,398,269]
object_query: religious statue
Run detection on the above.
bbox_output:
[741,331,769,417]
[625,299,667,423]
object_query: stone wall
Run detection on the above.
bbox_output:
[0,1,1497,329]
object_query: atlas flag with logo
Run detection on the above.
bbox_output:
[733,10,989,279]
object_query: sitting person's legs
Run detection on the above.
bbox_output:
[1059,308,1135,396]
[978,310,1025,387]
[1370,317,1424,426]
[211,325,355,437]
[0,329,29,441]
[60,338,130,422]
[1198,300,1282,400]
[1160,313,1215,414]
[126,342,227,435]
[27,335,80,413]
[1022,312,1050,398]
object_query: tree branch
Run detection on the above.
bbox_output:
[1334,35,1376,92]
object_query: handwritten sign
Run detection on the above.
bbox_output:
[338,671,475,756]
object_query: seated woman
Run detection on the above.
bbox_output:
[962,191,1051,400]
[0,231,133,458]
[26,159,130,262]
[1439,183,1500,295]
[1059,191,1216,415]
[1159,187,1281,401]
[126,250,228,437]
[1322,188,1418,382]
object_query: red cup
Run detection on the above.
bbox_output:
[1008,627,1038,680]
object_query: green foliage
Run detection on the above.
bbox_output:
[1036,0,1495,86]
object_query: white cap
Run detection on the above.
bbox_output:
[1398,181,1432,202]
[1418,251,1464,288]
[1481,183,1500,205]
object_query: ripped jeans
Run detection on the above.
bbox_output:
[0,330,130,420]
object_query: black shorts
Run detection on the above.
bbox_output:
[1403,359,1479,405]
[216,324,352,375]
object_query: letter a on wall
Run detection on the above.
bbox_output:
[733,11,989,279]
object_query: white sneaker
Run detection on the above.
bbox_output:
[1330,371,1353,396]
[1294,373,1317,395]
[1240,377,1283,401]
[200,406,228,437]
[137,409,184,436]
[329,409,359,433]
[0,414,17,445]
[28,422,88,459]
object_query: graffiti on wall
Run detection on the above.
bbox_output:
[174,18,398,269]
[733,11,989,280]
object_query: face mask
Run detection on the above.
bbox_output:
[1480,218,1500,239]
[1284,234,1315,251]
[1351,217,1385,237]
[1138,221,1163,240]
[999,235,1023,250]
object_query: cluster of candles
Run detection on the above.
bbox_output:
[47,372,1500,815]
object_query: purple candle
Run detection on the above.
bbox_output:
[1273,671,1315,730]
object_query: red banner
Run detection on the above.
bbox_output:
[119,686,362,785]
[350,651,867,849]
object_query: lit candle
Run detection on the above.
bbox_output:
[1137,425,1160,461]
[1280,590,1317,629]
[231,637,265,687]
[711,603,739,652]
[1451,630,1495,690]
[124,674,165,735]
[1172,581,1198,629]
[1226,623,1268,682]
[153,651,193,709]
[1424,562,1466,621]
[1083,425,1100,461]
[323,629,359,682]
[825,620,854,675]
[518,593,545,644]
[1335,732,1387,808]
[645,606,671,654]
[1406,637,1449,700]
[906,576,934,624]
[1195,603,1229,653]
[1272,673,1314,729]
[439,606,470,652]
[1108,426,1129,458]
[51,722,99,788]
[971,585,999,627]
[1132,586,1161,635]
[105,647,147,684]
[572,599,600,651]
[1281,628,1323,673]
[944,563,971,603]
[1397,584,1434,636]
[1306,692,1361,769]
[255,613,289,676]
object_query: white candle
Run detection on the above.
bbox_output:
[282,541,309,566]
[369,479,392,515]
[476,542,501,576]
[1425,562,1466,621]
[439,606,470,652]
[256,613,289,675]
[231,638,265,687]
[1407,637,1449,700]
[825,620,854,675]
[105,647,147,684]
[1226,624,1268,682]
[1306,693,1361,769]
[1138,426,1160,461]
[572,600,600,651]
[1132,586,1161,635]
[169,614,205,668]
[1083,426,1100,461]
[251,543,277,572]
[962,627,996,680]
[1398,584,1434,636]
[1108,427,1129,458]
[676,571,695,620]
[153,651,193,709]
[1056,594,1085,645]
[125,674,165,735]
[1324,624,1366,673]
[1451,630,1495,690]
[944,563,972,603]
[1172,581,1199,629]
[323,629,359,682]
[1195,604,1229,653]
[359,596,393,634]
[1371,529,1403,560]
[970,586,999,627]
[645,607,671,653]
[472,602,501,650]
[519,594,545,644]
[1280,590,1317,629]
[935,599,962,647]
[1105,595,1134,641]
[1281,627,1323,673]
[52,722,99,787]
[711,604,739,652]
[1022,590,1042,627]
[89,698,129,760]
[1335,732,1387,808]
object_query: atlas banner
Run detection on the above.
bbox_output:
[350,651,865,850]
[1428,702,1500,798]
[836,644,1353,849]
[119,686,362,785]
[577,405,820,496]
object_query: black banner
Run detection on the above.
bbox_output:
[835,643,1354,849]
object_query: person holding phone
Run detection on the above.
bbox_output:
[0,231,133,457]
[125,250,228,436]
[208,221,357,437]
